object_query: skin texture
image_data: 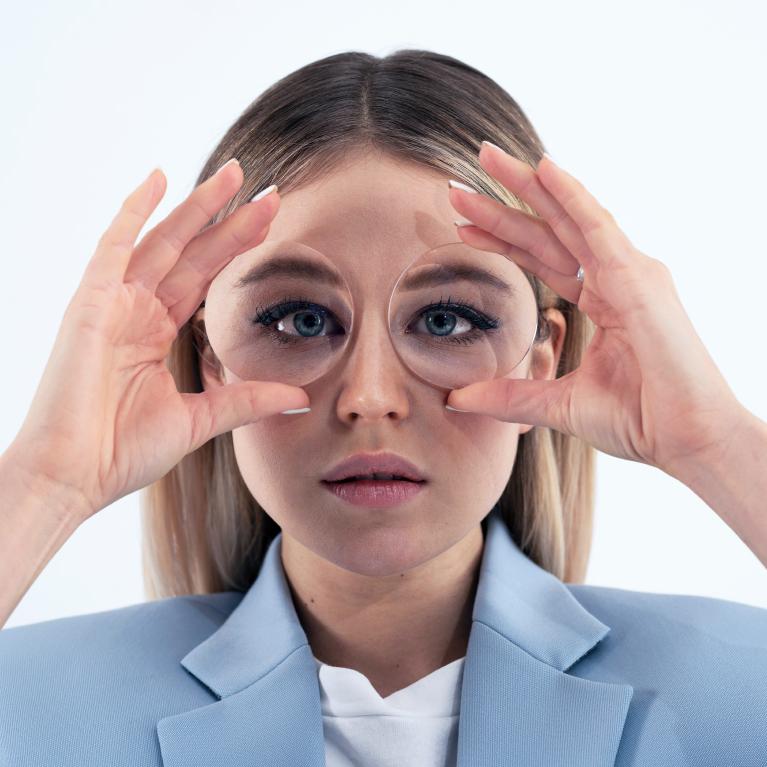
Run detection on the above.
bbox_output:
[200,149,566,697]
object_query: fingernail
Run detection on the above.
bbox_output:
[146,167,162,194]
[251,184,279,202]
[447,180,478,194]
[481,140,504,153]
[280,407,311,415]
[215,157,239,174]
[445,404,471,412]
[453,219,474,228]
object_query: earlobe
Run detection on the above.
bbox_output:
[198,342,226,391]
[531,308,567,382]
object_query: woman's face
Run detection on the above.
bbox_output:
[200,150,566,577]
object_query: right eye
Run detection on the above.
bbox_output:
[253,298,344,339]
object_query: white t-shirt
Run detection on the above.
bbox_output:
[313,653,465,767]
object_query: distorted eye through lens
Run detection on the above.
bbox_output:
[203,239,538,389]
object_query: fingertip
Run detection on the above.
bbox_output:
[148,167,166,197]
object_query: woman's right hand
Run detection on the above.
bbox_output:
[2,160,310,523]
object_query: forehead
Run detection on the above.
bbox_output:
[258,152,461,280]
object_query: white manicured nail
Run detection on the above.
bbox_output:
[215,158,239,174]
[445,405,470,412]
[448,180,478,194]
[251,184,279,202]
[280,407,311,415]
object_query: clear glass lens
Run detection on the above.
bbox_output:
[203,240,355,387]
[387,242,538,389]
[203,239,538,389]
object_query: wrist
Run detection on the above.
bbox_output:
[0,445,92,528]
[662,403,767,566]
[661,401,757,489]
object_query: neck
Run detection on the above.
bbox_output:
[280,522,485,698]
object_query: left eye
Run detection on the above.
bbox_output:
[408,300,500,339]
[412,308,473,337]
[254,299,344,338]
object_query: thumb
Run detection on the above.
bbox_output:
[182,381,311,452]
[446,376,570,432]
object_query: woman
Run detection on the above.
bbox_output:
[1,49,765,766]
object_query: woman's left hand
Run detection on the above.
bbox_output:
[445,143,748,480]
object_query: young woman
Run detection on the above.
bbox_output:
[1,49,765,766]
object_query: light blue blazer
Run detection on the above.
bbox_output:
[1,504,766,766]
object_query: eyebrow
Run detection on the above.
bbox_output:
[234,255,516,296]
[399,264,516,296]
[234,256,345,290]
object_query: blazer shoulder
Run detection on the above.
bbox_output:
[0,591,243,764]
[0,589,242,657]
[566,582,767,647]
[565,583,767,761]
[0,590,243,697]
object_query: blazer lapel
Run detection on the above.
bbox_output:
[157,505,633,767]
[156,531,326,767]
[457,509,634,766]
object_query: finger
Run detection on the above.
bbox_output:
[166,222,271,330]
[477,143,597,272]
[535,154,636,270]
[446,375,572,434]
[159,190,280,328]
[448,182,579,276]
[181,380,311,453]
[454,222,582,304]
[84,168,166,286]
[123,158,245,292]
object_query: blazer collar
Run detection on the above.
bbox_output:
[157,504,633,766]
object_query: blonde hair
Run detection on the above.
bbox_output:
[140,49,597,599]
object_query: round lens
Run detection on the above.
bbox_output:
[203,239,355,387]
[387,242,538,389]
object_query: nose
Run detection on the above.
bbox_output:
[334,310,413,422]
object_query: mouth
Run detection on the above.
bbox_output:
[321,475,427,508]
[328,473,424,483]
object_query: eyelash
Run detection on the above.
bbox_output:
[253,294,501,346]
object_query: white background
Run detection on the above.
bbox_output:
[2,0,766,628]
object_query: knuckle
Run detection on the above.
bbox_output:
[97,230,133,255]
[516,171,539,200]
[152,226,188,255]
[547,205,569,232]
[643,254,673,283]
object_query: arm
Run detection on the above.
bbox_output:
[664,405,767,568]
[0,448,86,629]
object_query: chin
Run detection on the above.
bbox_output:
[310,503,454,577]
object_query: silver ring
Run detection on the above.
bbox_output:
[575,265,585,283]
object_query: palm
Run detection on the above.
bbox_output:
[554,325,649,464]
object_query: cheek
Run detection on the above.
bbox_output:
[230,420,308,509]
[447,418,521,489]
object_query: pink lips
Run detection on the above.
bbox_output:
[321,451,426,483]
[322,477,425,508]
[321,451,427,508]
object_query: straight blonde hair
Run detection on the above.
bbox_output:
[140,49,597,599]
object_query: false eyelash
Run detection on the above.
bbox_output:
[422,294,501,330]
[253,294,328,326]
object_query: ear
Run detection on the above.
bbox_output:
[517,307,567,435]
[192,306,227,392]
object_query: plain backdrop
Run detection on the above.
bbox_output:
[2,0,766,629]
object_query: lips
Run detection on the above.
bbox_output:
[322,452,427,483]
[335,472,415,483]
